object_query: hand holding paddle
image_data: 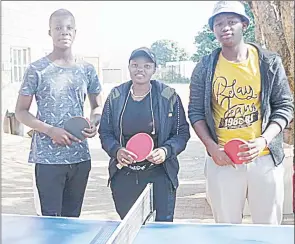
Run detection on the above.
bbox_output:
[64,116,91,141]
[47,126,80,146]
[116,148,138,168]
[116,133,154,169]
[51,116,93,146]
[146,148,166,164]
[208,143,235,168]
[237,137,267,164]
[81,123,97,139]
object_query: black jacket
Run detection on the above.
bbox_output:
[98,80,190,188]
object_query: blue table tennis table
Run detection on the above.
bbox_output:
[2,214,294,244]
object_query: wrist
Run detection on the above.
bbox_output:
[206,141,219,154]
[44,124,54,136]
[160,147,168,157]
[90,114,102,127]
[116,147,124,157]
[259,135,269,147]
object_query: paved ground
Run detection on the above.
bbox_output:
[2,133,294,225]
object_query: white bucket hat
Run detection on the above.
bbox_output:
[208,1,250,30]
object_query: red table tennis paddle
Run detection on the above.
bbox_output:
[224,138,248,164]
[64,116,91,141]
[116,133,154,169]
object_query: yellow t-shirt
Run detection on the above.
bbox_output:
[212,45,269,155]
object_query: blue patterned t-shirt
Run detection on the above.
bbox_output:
[19,57,101,164]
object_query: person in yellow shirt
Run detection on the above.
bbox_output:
[188,1,293,225]
[212,43,269,157]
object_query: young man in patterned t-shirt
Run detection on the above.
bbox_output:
[15,9,102,217]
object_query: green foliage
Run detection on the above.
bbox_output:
[243,1,255,43]
[191,2,256,63]
[191,25,220,63]
[150,39,189,67]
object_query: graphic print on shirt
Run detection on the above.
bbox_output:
[213,76,258,130]
[19,57,101,164]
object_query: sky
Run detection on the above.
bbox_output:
[4,1,217,69]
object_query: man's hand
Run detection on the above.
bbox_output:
[238,137,267,164]
[208,144,235,168]
[47,127,80,146]
[146,148,166,164]
[116,148,138,167]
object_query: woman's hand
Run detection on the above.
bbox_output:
[146,148,166,164]
[116,148,138,167]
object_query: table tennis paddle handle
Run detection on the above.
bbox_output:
[116,163,123,169]
[116,162,130,169]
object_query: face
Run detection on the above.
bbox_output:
[213,13,248,47]
[128,56,156,85]
[49,15,76,49]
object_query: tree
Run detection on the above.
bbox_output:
[150,40,189,67]
[191,25,220,63]
[191,2,255,63]
[247,1,294,145]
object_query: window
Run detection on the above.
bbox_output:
[11,47,31,82]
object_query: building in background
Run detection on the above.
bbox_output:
[3,3,124,115]
[1,2,102,135]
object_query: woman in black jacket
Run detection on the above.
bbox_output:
[98,47,190,222]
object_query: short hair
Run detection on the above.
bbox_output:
[49,9,75,27]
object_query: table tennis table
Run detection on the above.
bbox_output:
[3,214,293,244]
[2,184,294,244]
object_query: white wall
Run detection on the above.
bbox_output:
[1,2,105,120]
[1,2,51,119]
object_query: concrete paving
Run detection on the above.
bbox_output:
[2,133,294,225]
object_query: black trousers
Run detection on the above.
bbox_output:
[110,166,176,222]
[35,160,91,217]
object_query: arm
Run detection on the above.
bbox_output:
[98,94,122,159]
[88,93,103,126]
[15,65,53,134]
[260,123,282,146]
[15,66,77,145]
[188,58,207,126]
[86,63,103,126]
[239,57,294,163]
[99,91,145,166]
[268,56,294,133]
[82,64,103,138]
[192,120,218,154]
[162,95,190,159]
[15,95,53,134]
[188,58,218,152]
[188,58,234,166]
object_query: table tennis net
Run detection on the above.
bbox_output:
[105,183,154,244]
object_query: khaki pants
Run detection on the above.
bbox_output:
[205,154,284,224]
